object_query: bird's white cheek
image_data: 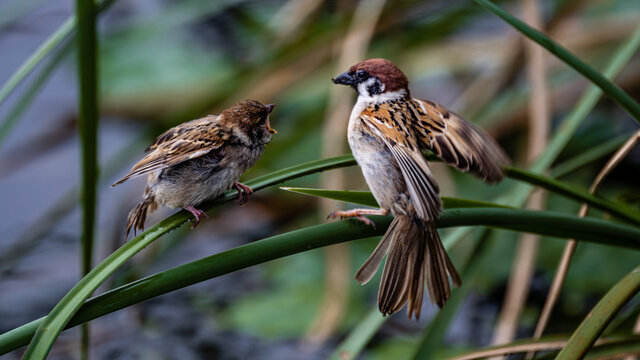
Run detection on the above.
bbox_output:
[357,82,369,96]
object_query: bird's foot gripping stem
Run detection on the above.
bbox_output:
[233,182,254,205]
[327,208,389,228]
[184,205,208,228]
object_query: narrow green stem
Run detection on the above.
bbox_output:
[76,0,99,281]
[473,0,640,124]
[0,18,74,107]
[1,207,639,354]
[328,308,386,360]
[504,167,640,225]
[550,135,628,178]
[504,24,640,207]
[22,0,99,358]
[556,265,640,360]
[0,41,72,146]
[76,0,98,359]
[0,0,118,108]
[532,26,640,173]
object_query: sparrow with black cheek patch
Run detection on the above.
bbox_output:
[330,59,509,319]
[112,100,277,237]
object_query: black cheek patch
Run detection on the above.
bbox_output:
[367,80,382,95]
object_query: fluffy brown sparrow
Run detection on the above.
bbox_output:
[112,100,277,237]
[330,59,508,318]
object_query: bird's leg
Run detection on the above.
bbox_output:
[327,208,389,228]
[184,205,208,228]
[233,181,254,204]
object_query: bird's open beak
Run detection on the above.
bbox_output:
[265,104,277,134]
[332,71,355,86]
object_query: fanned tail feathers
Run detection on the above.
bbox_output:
[125,192,157,238]
[356,215,461,319]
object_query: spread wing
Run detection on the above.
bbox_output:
[112,115,226,186]
[360,107,442,221]
[407,98,509,183]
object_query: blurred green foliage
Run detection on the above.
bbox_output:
[1,0,640,357]
[94,0,640,354]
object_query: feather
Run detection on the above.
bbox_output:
[409,99,509,183]
[376,216,460,318]
[112,116,229,186]
[355,218,398,285]
[361,113,441,221]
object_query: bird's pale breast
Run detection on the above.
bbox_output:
[348,116,412,216]
[150,143,265,208]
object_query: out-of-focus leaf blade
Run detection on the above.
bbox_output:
[556,264,640,360]
[473,0,640,124]
[328,308,386,360]
[505,167,640,225]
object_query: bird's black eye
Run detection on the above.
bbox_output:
[356,70,368,80]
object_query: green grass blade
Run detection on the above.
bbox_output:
[74,0,99,278]
[22,0,104,355]
[281,187,379,207]
[556,264,640,360]
[2,207,639,354]
[532,26,640,174]
[505,167,640,225]
[0,41,72,146]
[76,0,99,358]
[0,18,74,107]
[505,24,640,207]
[0,0,118,108]
[472,0,640,124]
[438,208,640,247]
[550,135,629,178]
[282,164,640,225]
[583,337,640,360]
[280,187,511,209]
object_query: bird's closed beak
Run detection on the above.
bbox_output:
[332,71,355,86]
[266,104,277,134]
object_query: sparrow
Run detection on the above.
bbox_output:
[330,59,508,319]
[112,99,277,237]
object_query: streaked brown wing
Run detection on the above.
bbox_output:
[408,98,508,183]
[145,116,215,152]
[360,109,441,221]
[112,116,226,186]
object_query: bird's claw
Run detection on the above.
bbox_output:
[355,215,376,228]
[233,182,254,206]
[184,206,208,229]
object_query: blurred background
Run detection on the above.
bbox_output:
[0,0,639,359]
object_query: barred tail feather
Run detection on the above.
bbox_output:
[369,215,461,319]
[354,217,399,285]
[125,195,157,238]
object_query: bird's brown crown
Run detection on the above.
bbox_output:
[350,59,409,93]
[221,100,271,126]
